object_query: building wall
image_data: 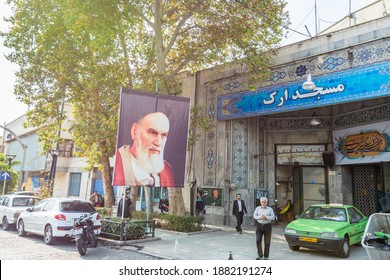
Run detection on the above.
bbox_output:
[190,16,390,225]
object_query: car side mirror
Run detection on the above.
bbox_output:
[26,208,32,212]
[350,218,359,224]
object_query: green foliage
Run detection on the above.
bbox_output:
[0,153,20,194]
[96,207,111,218]
[2,0,289,209]
[188,104,214,149]
[131,211,203,232]
[33,175,53,199]
[162,214,204,232]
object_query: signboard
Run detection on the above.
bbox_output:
[333,121,390,165]
[276,144,325,165]
[112,88,190,188]
[0,172,11,181]
[254,189,269,207]
[198,188,223,207]
[218,61,390,120]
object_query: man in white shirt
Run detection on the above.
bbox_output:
[253,197,275,260]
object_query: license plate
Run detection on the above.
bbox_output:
[74,228,83,235]
[299,236,317,243]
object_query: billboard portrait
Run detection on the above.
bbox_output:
[113,88,190,188]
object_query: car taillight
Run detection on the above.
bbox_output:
[96,213,101,220]
[54,214,67,221]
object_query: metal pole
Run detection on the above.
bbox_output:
[314,0,318,35]
[2,180,6,196]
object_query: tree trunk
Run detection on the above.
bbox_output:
[100,150,115,209]
[129,186,138,212]
[168,187,185,215]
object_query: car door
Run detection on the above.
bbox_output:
[25,199,48,233]
[0,196,10,221]
[34,199,56,234]
[347,207,366,245]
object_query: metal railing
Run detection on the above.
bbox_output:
[100,219,155,242]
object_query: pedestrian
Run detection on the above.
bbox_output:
[89,191,103,207]
[232,193,247,234]
[117,191,132,218]
[195,191,206,227]
[253,196,275,260]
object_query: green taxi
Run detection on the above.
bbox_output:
[284,204,368,258]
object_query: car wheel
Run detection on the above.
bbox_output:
[18,219,27,237]
[288,244,300,251]
[2,216,10,230]
[44,225,56,245]
[338,237,350,258]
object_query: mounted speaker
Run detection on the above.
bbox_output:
[322,151,335,168]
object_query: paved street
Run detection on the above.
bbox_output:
[0,227,160,260]
[0,222,369,260]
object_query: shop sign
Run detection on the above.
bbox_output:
[218,61,390,120]
[333,121,390,165]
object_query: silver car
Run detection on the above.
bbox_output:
[17,197,101,245]
[0,194,41,230]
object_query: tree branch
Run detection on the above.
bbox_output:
[163,0,204,58]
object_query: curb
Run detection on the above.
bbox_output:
[98,236,161,246]
[156,227,222,236]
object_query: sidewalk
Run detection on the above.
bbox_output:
[121,222,369,260]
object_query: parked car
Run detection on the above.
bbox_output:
[0,195,41,230]
[17,197,101,245]
[284,204,368,258]
[11,191,36,196]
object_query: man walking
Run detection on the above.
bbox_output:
[253,197,275,260]
[232,193,247,234]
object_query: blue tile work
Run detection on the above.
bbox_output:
[204,37,390,187]
[232,119,248,187]
[217,38,390,120]
[258,129,265,190]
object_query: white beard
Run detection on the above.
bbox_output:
[135,141,165,175]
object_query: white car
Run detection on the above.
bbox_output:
[0,194,41,230]
[17,197,101,245]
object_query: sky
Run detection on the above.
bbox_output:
[0,0,377,129]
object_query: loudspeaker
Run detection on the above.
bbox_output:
[322,151,335,168]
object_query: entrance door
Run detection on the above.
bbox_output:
[352,165,376,216]
[292,166,328,215]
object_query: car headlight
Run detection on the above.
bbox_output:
[285,228,296,234]
[321,232,338,238]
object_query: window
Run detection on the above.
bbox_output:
[42,200,56,211]
[32,200,48,212]
[58,139,74,157]
[2,197,10,206]
[60,201,95,213]
[68,173,82,196]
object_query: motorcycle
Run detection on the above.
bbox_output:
[73,213,98,256]
[158,198,169,213]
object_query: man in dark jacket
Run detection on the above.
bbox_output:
[232,193,247,234]
[117,192,132,218]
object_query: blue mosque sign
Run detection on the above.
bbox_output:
[217,61,390,120]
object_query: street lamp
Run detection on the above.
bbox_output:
[48,148,61,195]
[2,154,16,196]
[5,155,16,167]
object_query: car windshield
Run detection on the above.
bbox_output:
[300,206,347,222]
[60,201,95,213]
[12,197,40,207]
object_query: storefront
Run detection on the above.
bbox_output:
[190,16,390,225]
